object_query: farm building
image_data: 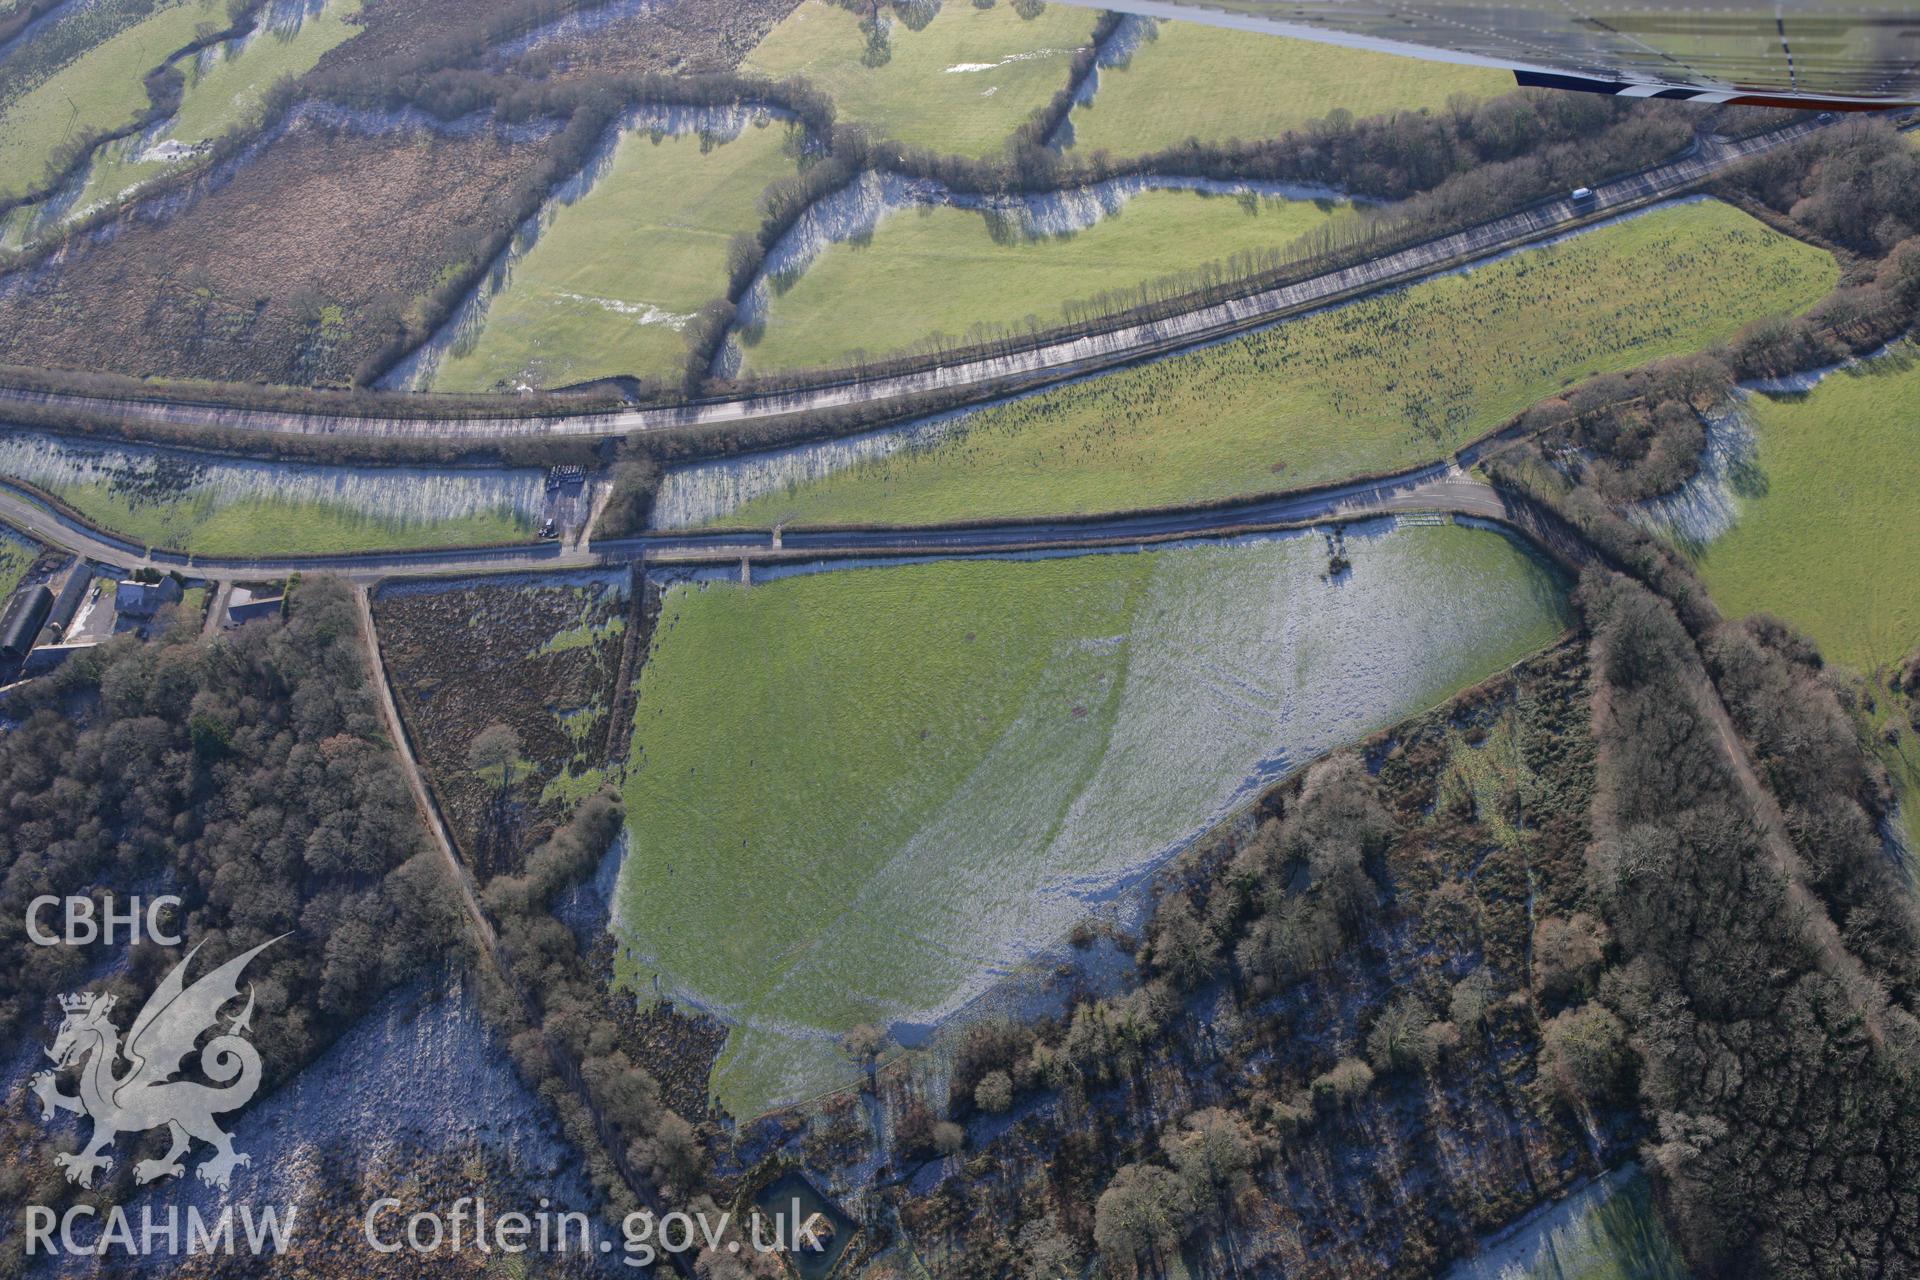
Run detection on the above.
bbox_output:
[0,585,53,664]
[39,566,93,643]
[225,586,285,627]
[115,577,182,618]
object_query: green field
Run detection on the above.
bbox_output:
[172,0,364,144]
[431,118,802,391]
[740,0,1099,157]
[712,199,1837,527]
[738,185,1359,373]
[1068,19,1511,157]
[1694,347,1920,674]
[615,522,1571,1114]
[0,0,224,200]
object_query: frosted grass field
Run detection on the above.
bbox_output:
[0,432,546,554]
[614,521,1571,1115]
[1445,1166,1688,1280]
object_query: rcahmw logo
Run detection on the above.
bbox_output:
[24,936,300,1259]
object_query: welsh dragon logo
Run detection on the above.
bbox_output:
[30,938,279,1191]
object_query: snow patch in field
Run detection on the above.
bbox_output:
[942,47,1074,73]
[555,291,696,329]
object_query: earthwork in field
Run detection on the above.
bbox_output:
[665,198,1838,528]
[0,433,549,555]
[726,173,1362,376]
[613,520,1572,1115]
[1060,16,1511,156]
[740,0,1100,157]
[389,105,805,392]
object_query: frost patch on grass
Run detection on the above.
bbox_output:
[652,411,966,529]
[1630,398,1759,549]
[489,0,669,62]
[0,432,545,551]
[555,291,694,329]
[1743,336,1906,395]
[1444,1164,1687,1280]
[942,47,1073,72]
[118,978,598,1233]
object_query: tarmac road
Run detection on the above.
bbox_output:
[0,458,1544,585]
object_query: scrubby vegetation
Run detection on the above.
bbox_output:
[375,573,638,877]
[879,642,1627,1278]
[0,524,35,602]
